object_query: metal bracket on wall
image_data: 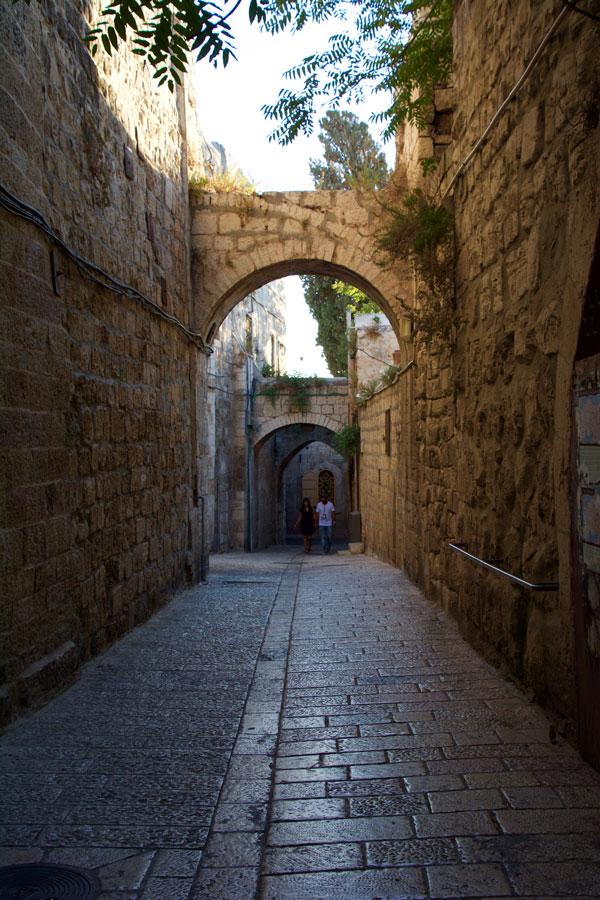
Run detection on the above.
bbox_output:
[50,249,63,296]
[448,542,559,591]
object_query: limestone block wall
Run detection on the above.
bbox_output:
[444,0,599,725]
[361,0,599,740]
[353,312,401,389]
[206,284,287,552]
[0,0,204,723]
[253,432,279,551]
[359,344,455,589]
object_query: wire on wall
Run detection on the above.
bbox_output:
[443,2,574,198]
[0,182,213,355]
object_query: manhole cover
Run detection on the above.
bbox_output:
[0,864,99,900]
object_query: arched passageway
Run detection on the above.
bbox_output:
[253,422,349,550]
[190,189,414,358]
[282,440,349,544]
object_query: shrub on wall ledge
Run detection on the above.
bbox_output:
[375,186,455,344]
[259,374,324,413]
[334,424,361,460]
[189,166,256,194]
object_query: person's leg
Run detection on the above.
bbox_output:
[320,525,327,553]
[302,534,308,552]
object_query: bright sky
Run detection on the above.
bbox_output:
[193,9,395,376]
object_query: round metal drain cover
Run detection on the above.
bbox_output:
[0,863,99,900]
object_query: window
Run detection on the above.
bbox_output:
[385,409,391,456]
[245,315,253,354]
[277,340,285,374]
[318,469,335,503]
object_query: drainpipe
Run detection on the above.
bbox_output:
[246,360,256,552]
[194,494,208,581]
[347,311,361,542]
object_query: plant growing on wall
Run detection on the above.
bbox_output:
[189,165,256,194]
[259,374,323,413]
[375,186,455,343]
[333,424,360,460]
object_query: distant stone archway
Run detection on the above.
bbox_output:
[190,189,413,343]
[252,412,346,450]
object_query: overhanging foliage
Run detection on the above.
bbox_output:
[16,0,452,135]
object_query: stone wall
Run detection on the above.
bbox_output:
[359,0,600,743]
[206,284,287,552]
[0,0,205,723]
[447,0,599,727]
[353,312,401,389]
[190,188,414,342]
[359,354,455,589]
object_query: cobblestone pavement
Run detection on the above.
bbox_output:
[1,549,600,899]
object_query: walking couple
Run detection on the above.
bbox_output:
[293,494,336,554]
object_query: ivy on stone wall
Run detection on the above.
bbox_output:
[375,185,455,344]
[259,374,323,413]
[333,424,360,460]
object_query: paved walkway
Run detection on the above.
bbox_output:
[1,549,599,899]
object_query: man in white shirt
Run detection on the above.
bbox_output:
[315,493,336,554]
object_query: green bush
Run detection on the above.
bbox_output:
[334,424,361,460]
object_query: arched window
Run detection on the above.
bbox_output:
[318,469,335,503]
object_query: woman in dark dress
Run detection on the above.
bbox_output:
[293,497,316,553]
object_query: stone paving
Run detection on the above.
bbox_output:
[1,548,600,899]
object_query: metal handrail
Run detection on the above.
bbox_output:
[448,542,559,591]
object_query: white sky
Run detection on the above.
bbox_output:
[193,9,395,376]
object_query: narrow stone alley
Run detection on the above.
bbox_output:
[1,549,599,900]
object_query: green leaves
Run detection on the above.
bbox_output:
[333,424,360,460]
[375,187,455,343]
[262,0,453,143]
[308,110,389,190]
[19,0,452,143]
[84,1,270,92]
[301,112,386,373]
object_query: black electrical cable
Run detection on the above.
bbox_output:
[0,182,213,355]
[563,0,600,24]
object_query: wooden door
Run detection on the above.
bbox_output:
[573,352,600,770]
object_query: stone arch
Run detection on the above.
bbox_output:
[252,413,346,450]
[190,190,413,344]
[207,260,397,340]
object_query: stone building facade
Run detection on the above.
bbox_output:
[206,283,286,553]
[0,0,211,722]
[358,0,600,763]
[352,311,401,391]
